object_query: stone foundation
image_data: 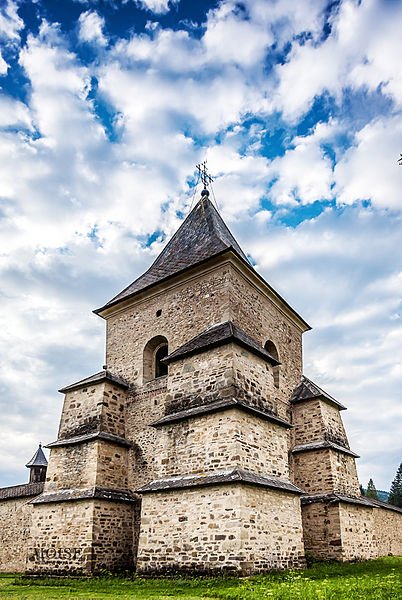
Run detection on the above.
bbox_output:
[137,483,305,575]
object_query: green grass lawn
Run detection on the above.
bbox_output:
[0,557,401,600]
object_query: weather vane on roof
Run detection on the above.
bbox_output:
[196,161,214,191]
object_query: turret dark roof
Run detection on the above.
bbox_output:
[58,370,129,394]
[163,320,280,366]
[290,376,346,410]
[95,194,249,313]
[25,444,48,468]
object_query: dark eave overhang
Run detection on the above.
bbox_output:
[292,440,359,458]
[151,398,292,429]
[138,468,303,495]
[58,370,129,394]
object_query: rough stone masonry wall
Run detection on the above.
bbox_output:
[153,408,289,479]
[301,501,344,561]
[292,399,349,448]
[228,265,303,414]
[239,486,305,572]
[302,501,402,562]
[232,347,279,416]
[45,440,129,492]
[293,449,359,495]
[372,506,402,557]
[27,500,96,575]
[137,484,304,575]
[166,345,235,414]
[45,444,98,490]
[90,501,136,572]
[329,450,360,496]
[126,377,168,490]
[339,503,402,560]
[106,265,232,384]
[0,497,33,572]
[58,381,127,440]
[27,499,136,575]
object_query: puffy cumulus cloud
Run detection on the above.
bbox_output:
[267,122,336,205]
[334,116,402,210]
[0,0,24,44]
[203,2,272,68]
[78,10,107,46]
[273,0,402,121]
[134,0,179,15]
[235,205,402,489]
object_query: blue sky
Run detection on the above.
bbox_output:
[0,0,401,491]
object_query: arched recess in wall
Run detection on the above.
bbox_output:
[143,335,169,382]
[264,340,280,389]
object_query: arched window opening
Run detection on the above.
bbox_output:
[264,340,280,389]
[143,335,169,382]
[155,344,168,378]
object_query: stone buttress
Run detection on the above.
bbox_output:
[27,372,139,575]
[289,376,390,561]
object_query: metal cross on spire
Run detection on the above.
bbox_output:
[196,161,214,190]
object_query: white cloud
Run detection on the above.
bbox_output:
[0,49,8,74]
[273,0,402,121]
[0,96,32,129]
[268,122,336,205]
[78,10,107,46]
[134,0,178,15]
[0,0,24,44]
[335,116,402,210]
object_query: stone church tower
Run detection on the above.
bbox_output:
[2,186,397,576]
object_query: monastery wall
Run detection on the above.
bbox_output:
[153,408,289,479]
[0,496,33,572]
[302,500,402,562]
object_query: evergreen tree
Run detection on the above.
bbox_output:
[388,463,402,508]
[359,483,365,496]
[366,478,378,499]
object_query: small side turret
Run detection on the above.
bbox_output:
[25,444,48,483]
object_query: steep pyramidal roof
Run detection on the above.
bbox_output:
[96,192,249,313]
[291,376,346,410]
[25,444,48,468]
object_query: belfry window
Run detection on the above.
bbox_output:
[143,335,169,382]
[264,340,280,389]
[155,344,168,378]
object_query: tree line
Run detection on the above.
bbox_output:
[361,462,402,507]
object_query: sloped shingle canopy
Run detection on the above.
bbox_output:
[95,194,250,314]
[163,320,280,366]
